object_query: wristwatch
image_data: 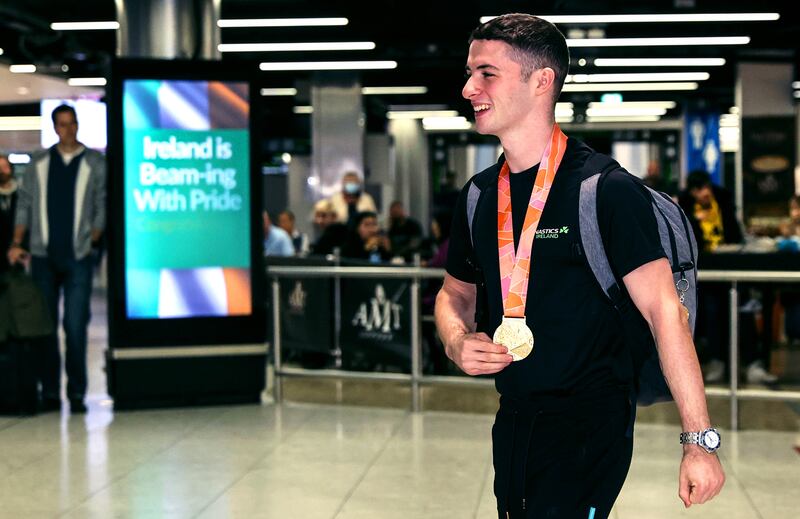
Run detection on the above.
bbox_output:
[680,428,721,453]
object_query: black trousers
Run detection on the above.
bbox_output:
[493,388,633,519]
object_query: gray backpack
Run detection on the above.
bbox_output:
[466,152,699,406]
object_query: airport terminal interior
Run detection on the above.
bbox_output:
[1,1,800,518]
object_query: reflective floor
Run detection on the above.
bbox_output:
[0,290,798,519]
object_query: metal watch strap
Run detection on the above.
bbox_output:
[679,431,700,445]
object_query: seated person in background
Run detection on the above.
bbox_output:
[678,170,775,383]
[387,201,423,262]
[263,211,294,257]
[327,171,377,228]
[311,199,348,256]
[777,195,800,252]
[311,199,335,240]
[341,211,391,263]
[277,210,309,255]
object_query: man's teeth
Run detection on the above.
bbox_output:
[474,104,490,112]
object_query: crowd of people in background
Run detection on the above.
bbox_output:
[263,170,451,266]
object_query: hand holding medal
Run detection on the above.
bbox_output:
[493,125,567,361]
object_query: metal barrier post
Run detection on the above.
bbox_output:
[411,254,422,412]
[729,281,739,432]
[333,248,342,369]
[272,278,283,404]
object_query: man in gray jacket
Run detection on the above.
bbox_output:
[7,104,106,413]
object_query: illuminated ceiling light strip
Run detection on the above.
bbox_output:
[422,116,472,130]
[794,91,800,99]
[387,110,459,119]
[219,18,348,28]
[8,153,31,164]
[9,64,37,73]
[481,13,779,24]
[67,77,107,86]
[362,86,428,95]
[585,115,662,123]
[0,116,42,131]
[562,82,698,92]
[0,48,4,56]
[588,101,676,109]
[293,106,313,114]
[586,107,667,116]
[793,81,800,89]
[260,61,397,71]
[51,21,119,30]
[594,58,726,67]
[219,41,375,52]
[556,116,574,123]
[567,72,709,82]
[567,36,750,47]
[389,104,448,111]
[556,102,574,110]
[260,88,297,96]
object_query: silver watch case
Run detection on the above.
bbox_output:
[680,428,721,453]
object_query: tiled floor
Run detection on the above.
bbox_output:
[1,290,798,519]
[1,401,799,518]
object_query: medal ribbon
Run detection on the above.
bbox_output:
[498,124,568,318]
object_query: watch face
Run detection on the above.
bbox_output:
[703,430,720,449]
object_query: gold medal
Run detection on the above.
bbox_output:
[494,125,566,364]
[493,316,534,361]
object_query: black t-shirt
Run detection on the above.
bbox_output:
[446,138,665,398]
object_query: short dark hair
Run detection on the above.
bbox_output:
[51,104,77,125]
[469,13,569,94]
[687,170,712,191]
[353,211,377,228]
[279,210,295,222]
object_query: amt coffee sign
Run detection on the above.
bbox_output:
[340,279,412,369]
[351,284,403,338]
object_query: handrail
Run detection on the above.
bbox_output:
[266,264,800,431]
[698,270,800,282]
[267,265,446,279]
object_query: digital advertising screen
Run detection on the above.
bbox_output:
[123,79,251,319]
[108,59,263,347]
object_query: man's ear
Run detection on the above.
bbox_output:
[533,67,556,97]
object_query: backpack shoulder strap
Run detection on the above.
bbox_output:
[578,153,626,304]
[466,160,502,250]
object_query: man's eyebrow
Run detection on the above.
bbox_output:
[465,63,500,73]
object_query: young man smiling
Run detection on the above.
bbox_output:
[435,13,724,518]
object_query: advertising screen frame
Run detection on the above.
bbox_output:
[107,58,264,348]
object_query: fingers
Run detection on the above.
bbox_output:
[679,456,726,507]
[456,334,513,375]
[678,478,692,508]
[690,474,725,505]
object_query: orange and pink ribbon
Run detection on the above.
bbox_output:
[498,124,568,318]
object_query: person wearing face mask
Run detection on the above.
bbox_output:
[327,171,377,228]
